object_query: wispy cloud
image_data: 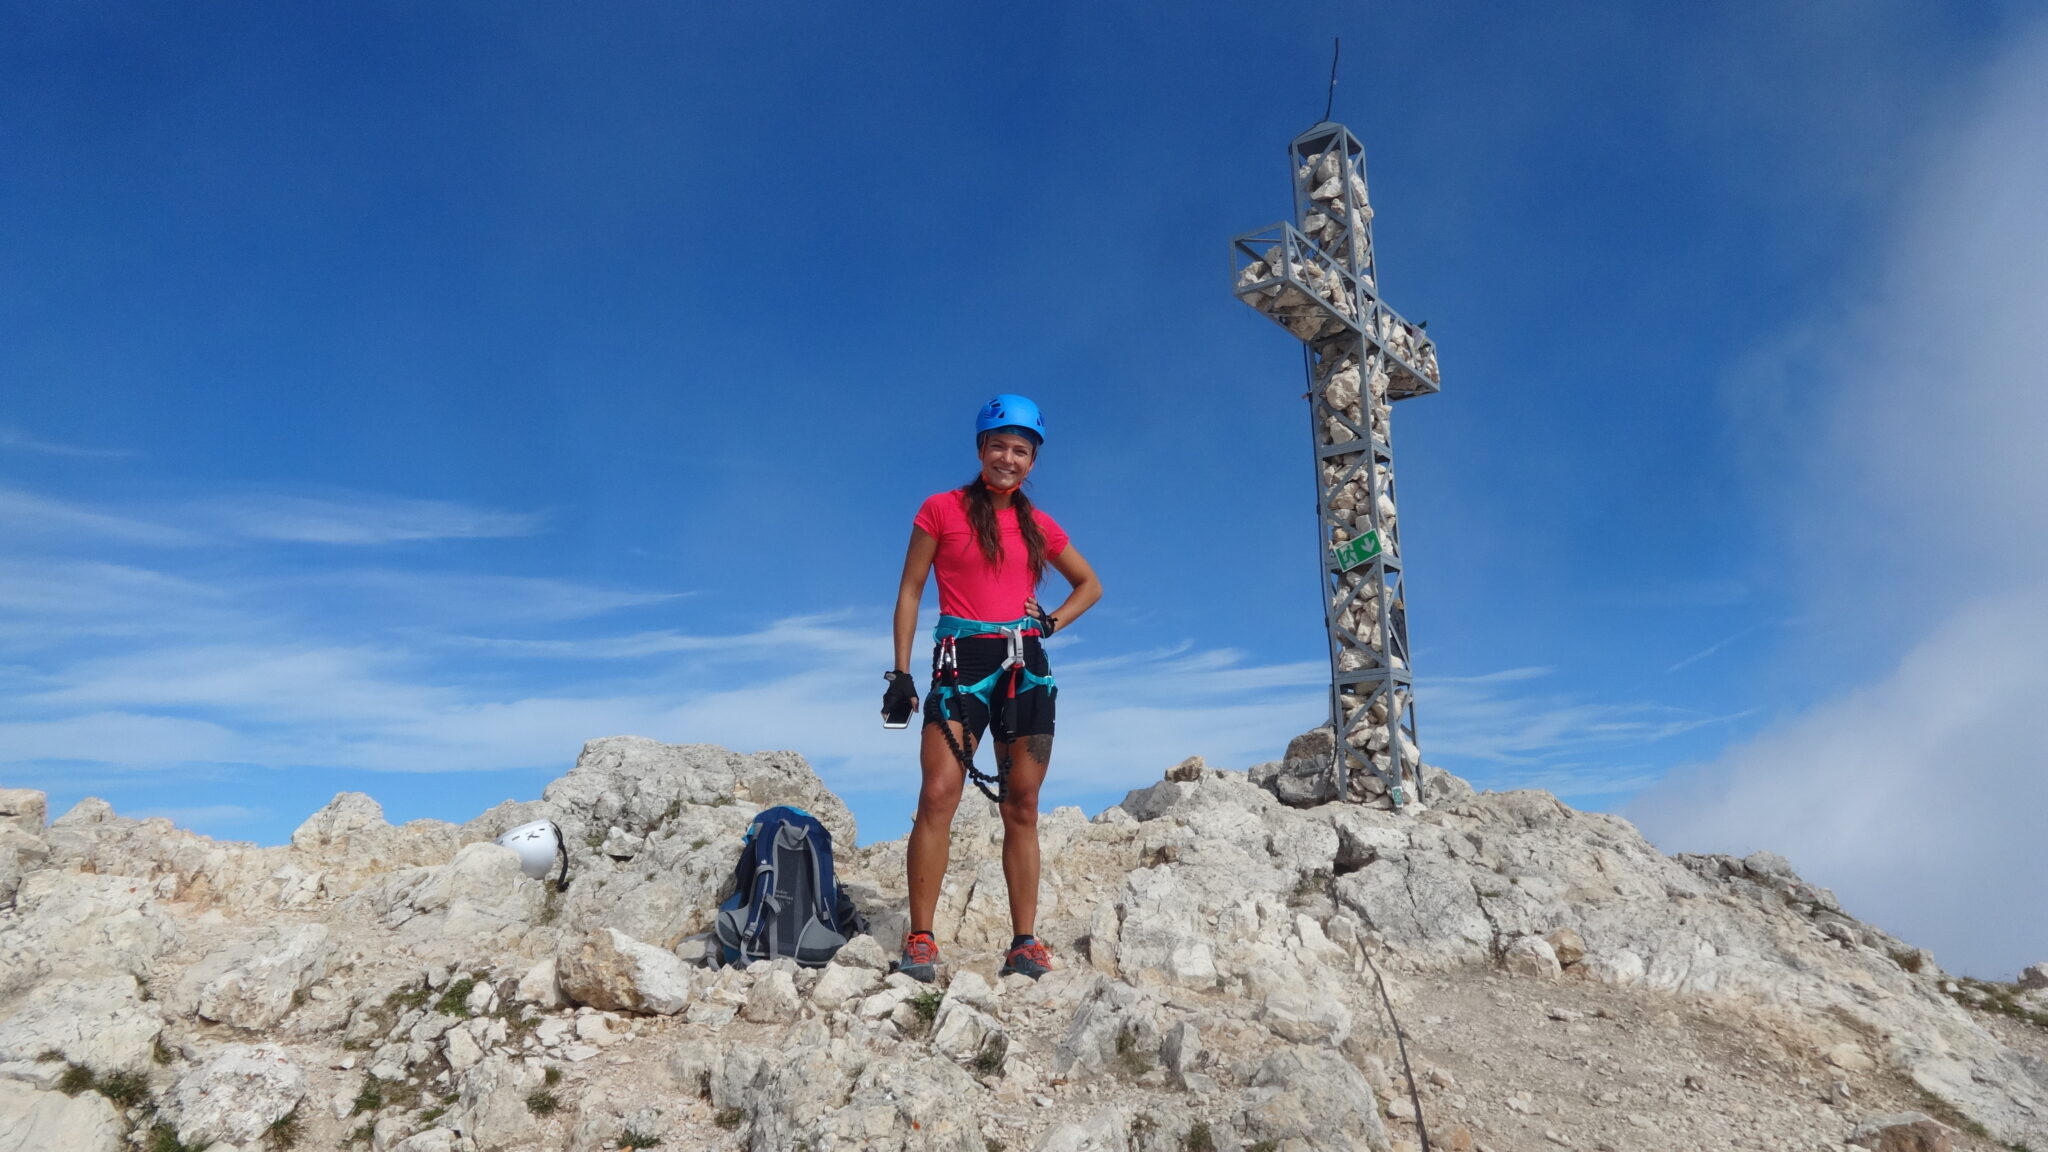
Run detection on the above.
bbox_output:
[203,493,547,544]
[0,710,242,764]
[0,486,547,550]
[0,426,131,459]
[0,487,195,546]
[1666,623,1765,673]
[1631,17,2048,981]
[129,804,263,827]
[1422,666,1738,798]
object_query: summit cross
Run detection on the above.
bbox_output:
[1230,121,1443,808]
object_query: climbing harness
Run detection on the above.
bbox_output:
[930,616,1056,804]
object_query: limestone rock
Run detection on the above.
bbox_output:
[1033,1106,1131,1151]
[0,976,162,1071]
[555,928,694,1014]
[930,999,1005,1067]
[835,933,890,971]
[0,790,47,832]
[1054,980,1153,1079]
[450,1054,540,1152]
[1283,726,1335,763]
[829,1055,985,1148]
[9,734,2047,1151]
[515,956,563,1008]
[1504,935,1562,979]
[1249,757,1338,808]
[2018,963,2048,991]
[0,1079,123,1152]
[1245,1045,1388,1151]
[809,962,879,1011]
[1545,927,1587,968]
[1263,982,1353,1044]
[1849,1112,1955,1152]
[1161,1020,1202,1088]
[0,824,46,908]
[170,924,329,1030]
[4,872,179,986]
[742,969,800,1023]
[165,1043,307,1147]
[1116,868,1216,986]
[289,792,461,901]
[380,842,544,958]
[444,1024,484,1070]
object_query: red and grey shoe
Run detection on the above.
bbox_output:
[1000,936,1054,980]
[899,931,940,983]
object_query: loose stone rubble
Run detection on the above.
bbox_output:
[1,733,2044,1152]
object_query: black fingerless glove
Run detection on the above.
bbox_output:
[881,670,918,726]
[1030,605,1058,635]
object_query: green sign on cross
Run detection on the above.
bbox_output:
[1332,529,1383,572]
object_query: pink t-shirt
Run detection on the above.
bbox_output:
[913,489,1070,622]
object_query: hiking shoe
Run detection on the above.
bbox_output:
[1000,936,1054,980]
[899,931,940,983]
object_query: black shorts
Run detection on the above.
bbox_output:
[923,635,1056,744]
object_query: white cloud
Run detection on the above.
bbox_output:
[0,487,194,546]
[129,804,263,827]
[1630,18,2048,981]
[0,711,241,763]
[0,486,546,552]
[0,427,131,458]
[0,560,223,628]
[1632,594,2048,979]
[204,494,547,544]
[1423,667,1733,798]
[293,569,689,624]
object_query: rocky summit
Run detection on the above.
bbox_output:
[2,737,2045,1152]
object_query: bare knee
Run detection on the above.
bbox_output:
[1000,796,1039,831]
[917,780,963,826]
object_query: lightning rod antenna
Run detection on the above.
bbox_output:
[1323,38,1340,123]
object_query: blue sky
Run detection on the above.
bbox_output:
[5,4,2045,977]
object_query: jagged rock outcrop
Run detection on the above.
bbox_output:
[0,1078,123,1152]
[163,1042,308,1146]
[0,731,2043,1152]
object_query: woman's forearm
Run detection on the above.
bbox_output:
[893,586,921,672]
[1048,577,1101,630]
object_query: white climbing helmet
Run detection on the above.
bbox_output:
[494,819,564,881]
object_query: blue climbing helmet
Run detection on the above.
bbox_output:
[975,394,1045,447]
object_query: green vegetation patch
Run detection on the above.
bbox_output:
[266,1106,302,1150]
[57,1063,95,1096]
[1113,1026,1153,1078]
[146,1123,207,1152]
[434,976,479,1017]
[95,1068,150,1108]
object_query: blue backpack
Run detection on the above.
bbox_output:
[712,806,867,968]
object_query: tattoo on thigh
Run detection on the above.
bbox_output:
[1025,733,1053,764]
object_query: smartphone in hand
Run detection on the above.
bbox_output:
[882,673,916,729]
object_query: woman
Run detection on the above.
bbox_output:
[881,394,1102,982]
